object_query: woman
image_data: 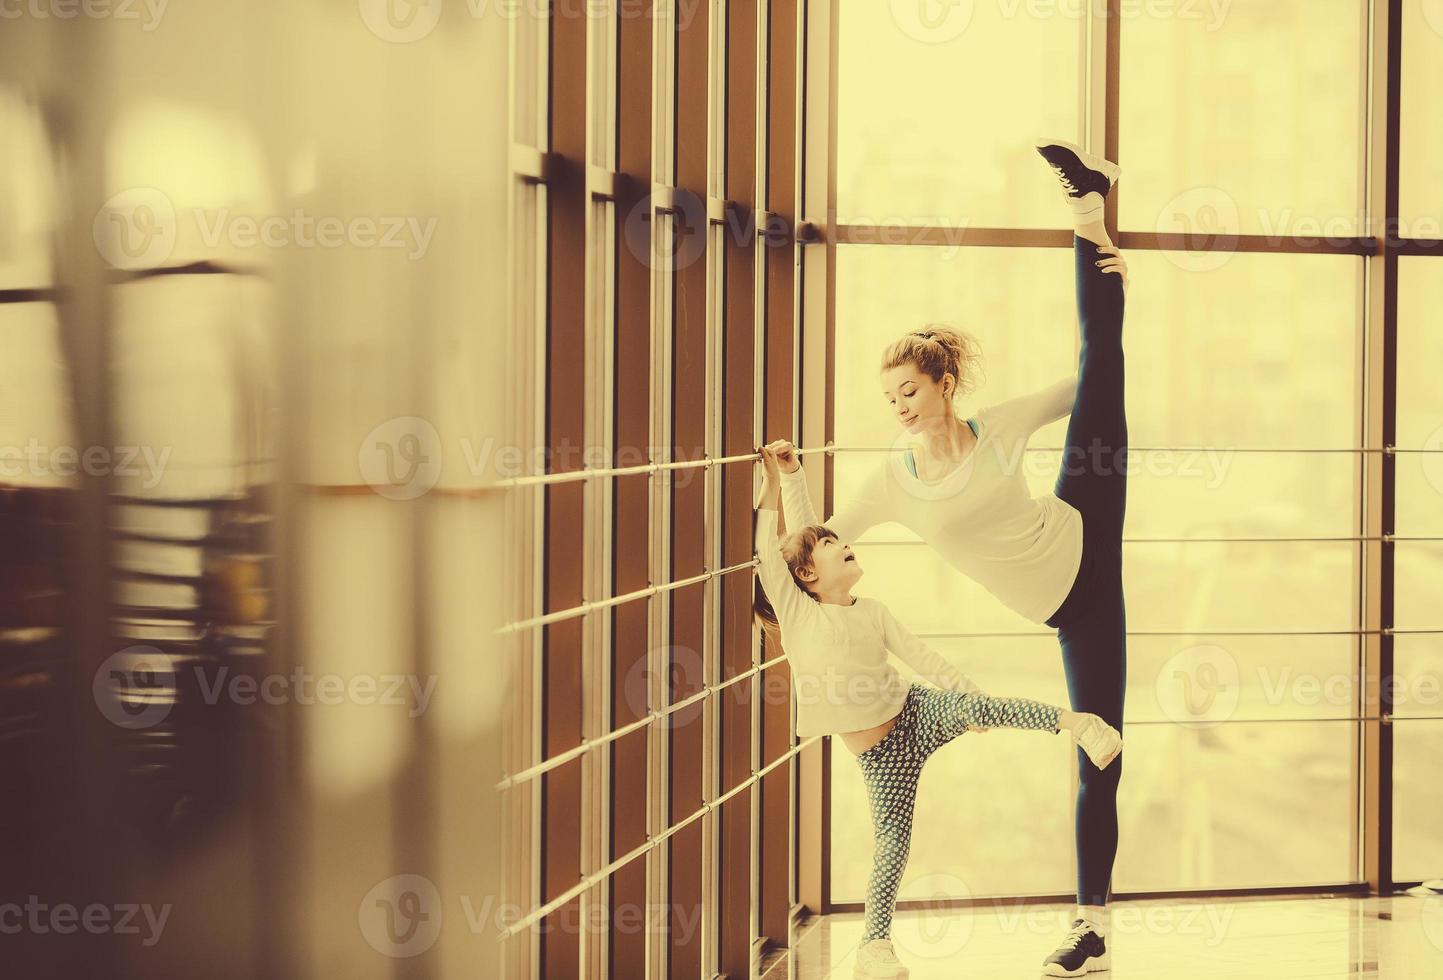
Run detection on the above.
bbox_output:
[770,138,1130,977]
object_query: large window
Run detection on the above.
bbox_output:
[827,0,1436,904]
[835,3,1079,230]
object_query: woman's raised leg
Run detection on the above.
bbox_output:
[1033,139,1131,977]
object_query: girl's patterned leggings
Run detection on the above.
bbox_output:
[854,681,1062,941]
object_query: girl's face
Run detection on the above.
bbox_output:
[880,362,953,433]
[799,535,863,594]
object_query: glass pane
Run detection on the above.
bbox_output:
[849,538,1357,636]
[834,243,1077,451]
[1400,4,1443,239]
[824,633,1359,726]
[1396,542,1443,631]
[0,90,57,290]
[0,303,75,477]
[1120,251,1359,449]
[1394,720,1443,882]
[1132,634,1357,725]
[1394,637,1443,721]
[836,7,1078,229]
[1114,721,1356,890]
[846,541,1042,635]
[1398,257,1443,447]
[833,716,1358,900]
[1123,451,1355,539]
[1127,540,1356,633]
[836,247,1364,453]
[1398,257,1443,535]
[841,448,1356,543]
[1397,464,1443,539]
[1120,0,1364,238]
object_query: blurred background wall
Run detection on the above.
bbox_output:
[0,4,512,977]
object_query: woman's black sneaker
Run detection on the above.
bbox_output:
[1042,917,1111,976]
[1034,138,1122,222]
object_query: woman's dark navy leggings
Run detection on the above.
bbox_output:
[1044,234,1129,907]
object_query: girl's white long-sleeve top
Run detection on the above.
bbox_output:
[755,506,981,737]
[781,376,1084,625]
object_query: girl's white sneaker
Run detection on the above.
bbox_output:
[853,937,910,979]
[1070,713,1123,769]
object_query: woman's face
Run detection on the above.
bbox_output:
[880,362,952,432]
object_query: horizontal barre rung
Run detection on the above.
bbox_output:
[488,444,830,489]
[834,445,1425,455]
[1121,716,1418,727]
[862,535,1434,545]
[496,558,759,634]
[915,629,1437,638]
[472,442,1442,491]
[499,735,820,938]
[494,653,788,790]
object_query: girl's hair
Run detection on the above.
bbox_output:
[754,523,838,637]
[880,323,985,406]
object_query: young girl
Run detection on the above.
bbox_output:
[753,444,1121,980]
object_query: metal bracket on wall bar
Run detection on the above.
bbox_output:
[651,182,679,213]
[510,143,553,184]
[587,164,619,201]
[756,209,787,247]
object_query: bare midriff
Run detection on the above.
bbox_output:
[838,711,901,756]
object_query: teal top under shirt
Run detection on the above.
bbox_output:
[903,417,980,478]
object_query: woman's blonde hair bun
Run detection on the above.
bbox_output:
[880,323,985,401]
